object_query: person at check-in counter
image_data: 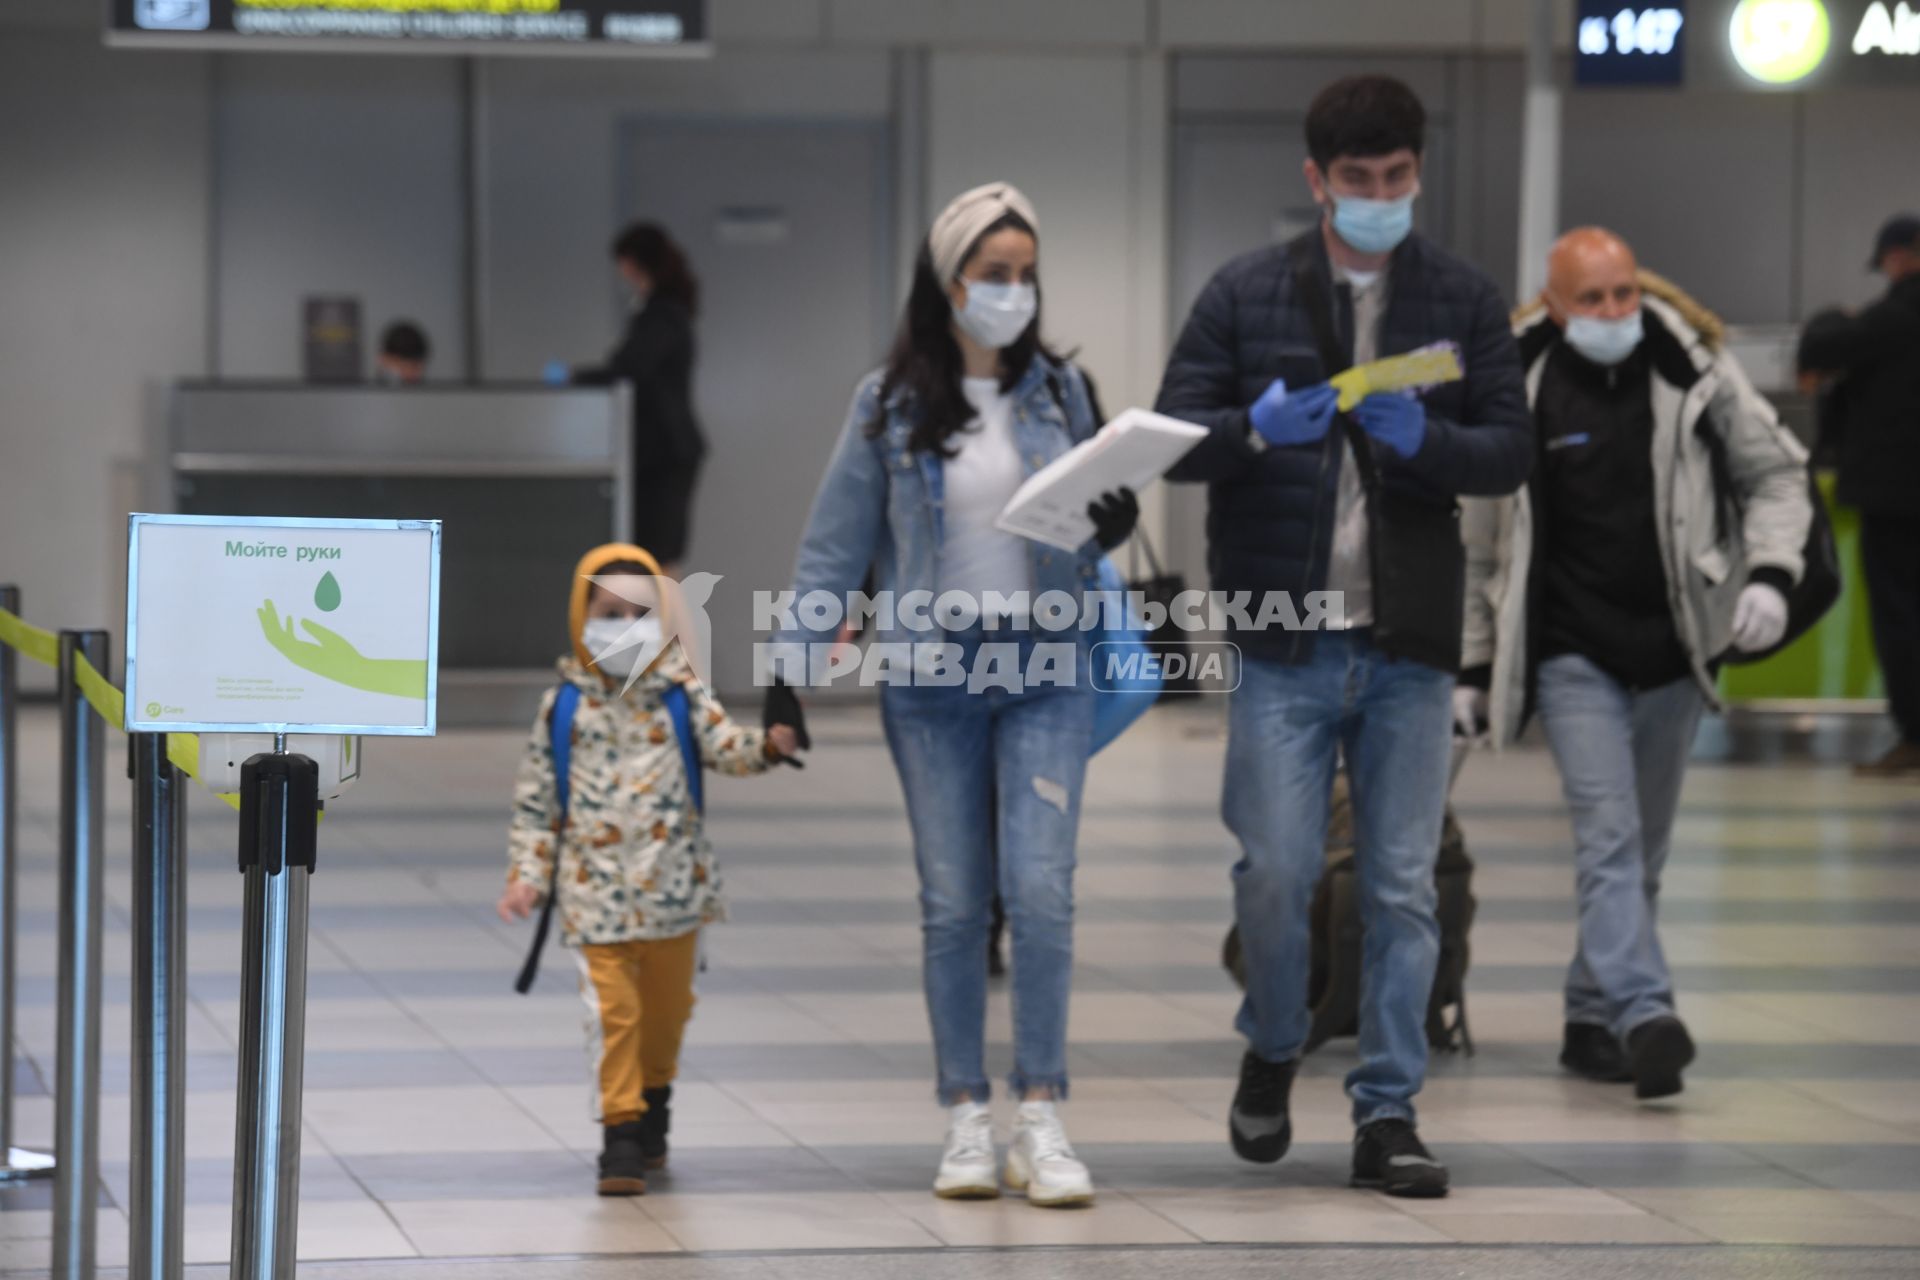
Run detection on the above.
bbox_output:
[374,320,430,385]
[1458,229,1813,1101]
[569,222,708,572]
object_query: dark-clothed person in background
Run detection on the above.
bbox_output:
[1798,214,1920,777]
[1155,74,1532,1200]
[1461,230,1813,1102]
[575,223,708,570]
[376,320,430,385]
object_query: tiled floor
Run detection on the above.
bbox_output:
[3,701,1919,1276]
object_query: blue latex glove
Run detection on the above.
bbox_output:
[541,359,572,387]
[1353,392,1427,459]
[1249,379,1339,448]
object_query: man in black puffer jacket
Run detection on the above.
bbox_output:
[1154,75,1531,1201]
[1798,215,1920,777]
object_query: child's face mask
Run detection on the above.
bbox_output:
[582,614,663,677]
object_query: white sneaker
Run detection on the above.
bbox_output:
[1005,1100,1095,1207]
[933,1102,999,1200]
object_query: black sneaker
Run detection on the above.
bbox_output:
[1228,1051,1297,1164]
[598,1120,648,1196]
[1560,1022,1632,1083]
[1626,1016,1696,1100]
[638,1086,673,1169]
[1351,1119,1449,1199]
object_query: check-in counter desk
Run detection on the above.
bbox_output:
[166,381,631,725]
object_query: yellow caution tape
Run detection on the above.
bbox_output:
[0,613,243,813]
[73,653,125,732]
[0,608,60,670]
[1329,342,1466,412]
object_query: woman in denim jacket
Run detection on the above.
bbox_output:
[767,183,1137,1207]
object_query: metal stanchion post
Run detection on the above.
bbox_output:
[229,742,318,1280]
[53,630,109,1280]
[0,586,55,1182]
[130,732,186,1280]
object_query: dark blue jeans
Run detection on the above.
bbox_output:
[1224,630,1453,1126]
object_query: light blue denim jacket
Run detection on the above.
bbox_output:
[775,356,1106,662]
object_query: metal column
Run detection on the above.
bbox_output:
[1515,0,1564,302]
[229,744,318,1280]
[0,585,55,1182]
[130,733,187,1280]
[53,630,109,1280]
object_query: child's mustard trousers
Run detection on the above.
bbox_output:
[574,931,699,1126]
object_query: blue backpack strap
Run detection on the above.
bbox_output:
[515,683,580,995]
[549,682,580,820]
[664,682,703,813]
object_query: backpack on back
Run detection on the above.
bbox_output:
[513,681,702,994]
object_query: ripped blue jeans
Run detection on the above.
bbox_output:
[879,628,1095,1104]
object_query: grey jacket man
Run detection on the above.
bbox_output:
[1462,292,1813,748]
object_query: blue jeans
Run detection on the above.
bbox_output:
[880,630,1095,1104]
[1224,630,1453,1127]
[1535,654,1705,1039]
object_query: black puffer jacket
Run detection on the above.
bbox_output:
[1155,230,1533,670]
[1797,273,1920,520]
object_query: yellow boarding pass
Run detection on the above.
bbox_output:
[1328,341,1464,411]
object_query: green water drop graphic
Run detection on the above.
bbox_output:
[314,571,342,612]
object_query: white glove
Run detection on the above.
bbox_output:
[1452,685,1489,738]
[1730,582,1789,653]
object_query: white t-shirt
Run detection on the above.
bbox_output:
[1323,262,1387,629]
[937,377,1032,607]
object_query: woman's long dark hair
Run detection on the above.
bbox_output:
[612,222,699,316]
[874,211,1058,455]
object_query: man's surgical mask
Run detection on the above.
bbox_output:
[1330,192,1417,256]
[1564,309,1645,367]
[582,615,662,678]
[953,281,1037,349]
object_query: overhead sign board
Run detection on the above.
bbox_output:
[106,0,710,56]
[125,514,441,736]
[1574,1,1919,89]
[1577,4,1689,85]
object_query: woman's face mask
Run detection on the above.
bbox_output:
[952,280,1038,349]
[581,614,662,678]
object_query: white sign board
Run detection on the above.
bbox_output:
[125,514,441,736]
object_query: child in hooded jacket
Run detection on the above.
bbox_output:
[499,542,801,1195]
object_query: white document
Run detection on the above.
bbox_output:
[995,408,1209,551]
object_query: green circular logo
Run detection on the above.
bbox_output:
[144,701,162,717]
[1729,0,1831,85]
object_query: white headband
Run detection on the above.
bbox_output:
[928,182,1039,285]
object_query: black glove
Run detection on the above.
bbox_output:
[762,677,811,769]
[1087,486,1139,553]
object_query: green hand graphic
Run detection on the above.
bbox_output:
[257,600,428,701]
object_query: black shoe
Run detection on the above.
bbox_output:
[598,1120,648,1196]
[1351,1118,1450,1199]
[638,1086,673,1169]
[1560,1022,1632,1083]
[1228,1051,1297,1164]
[1626,1016,1695,1100]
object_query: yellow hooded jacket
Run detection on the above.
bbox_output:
[505,544,777,945]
